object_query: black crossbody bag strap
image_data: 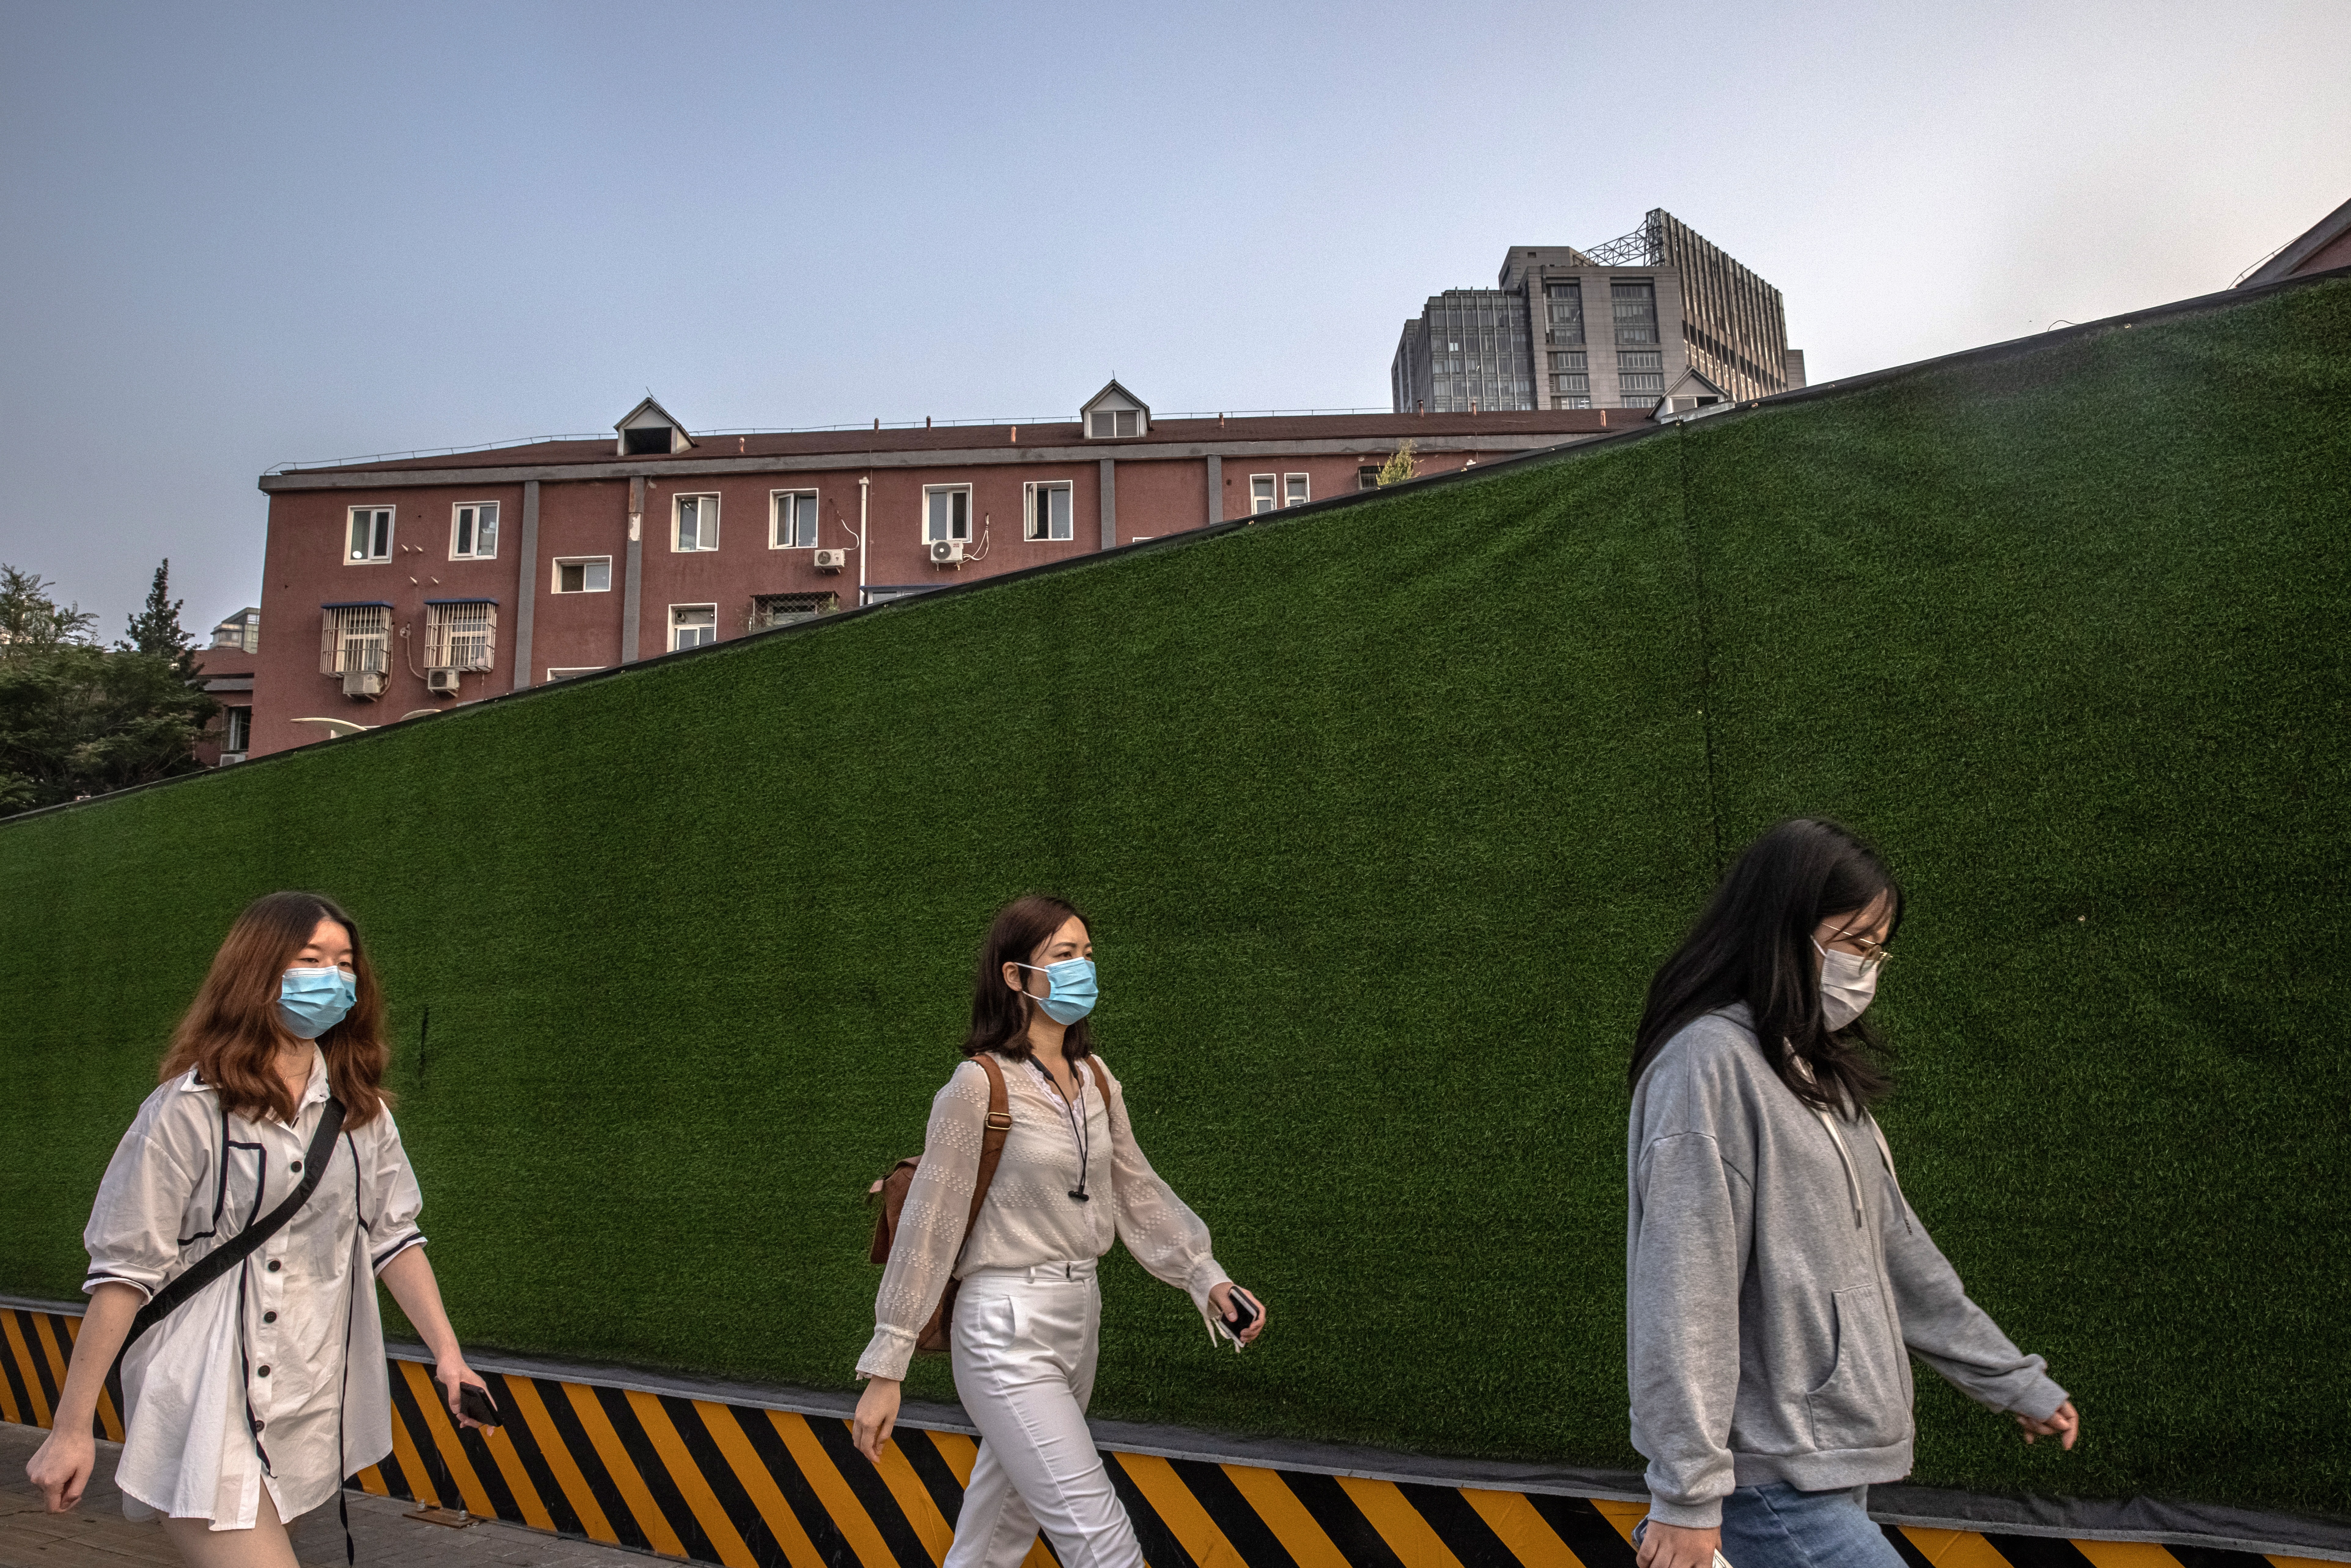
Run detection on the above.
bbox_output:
[116,1097,348,1357]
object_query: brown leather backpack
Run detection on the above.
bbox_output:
[868,1053,1111,1354]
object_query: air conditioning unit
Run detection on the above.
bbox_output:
[341,669,384,700]
[929,539,966,565]
[425,667,461,696]
[813,548,847,573]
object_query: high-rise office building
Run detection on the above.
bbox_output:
[1391,210,1805,415]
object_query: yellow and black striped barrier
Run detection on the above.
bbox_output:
[3,1302,2335,1568]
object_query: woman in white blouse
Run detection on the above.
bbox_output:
[852,895,1267,1568]
[25,891,492,1568]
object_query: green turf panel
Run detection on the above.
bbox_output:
[2,276,2344,1515]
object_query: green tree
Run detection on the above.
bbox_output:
[0,564,214,816]
[122,558,196,674]
[1376,440,1420,486]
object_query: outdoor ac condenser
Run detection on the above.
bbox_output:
[929,539,966,565]
[813,549,847,572]
[425,667,461,696]
[342,669,385,700]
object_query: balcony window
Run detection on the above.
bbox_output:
[752,592,839,630]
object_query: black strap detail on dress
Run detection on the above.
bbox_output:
[114,1098,347,1361]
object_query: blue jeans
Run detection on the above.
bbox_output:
[1718,1484,1905,1568]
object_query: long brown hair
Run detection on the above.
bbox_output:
[159,890,394,1128]
[1631,819,1902,1112]
[963,895,1095,1063]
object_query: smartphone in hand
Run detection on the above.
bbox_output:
[457,1382,502,1427]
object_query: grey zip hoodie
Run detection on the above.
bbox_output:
[1627,1004,2066,1525]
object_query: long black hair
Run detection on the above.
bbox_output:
[963,894,1096,1063]
[1630,819,1903,1111]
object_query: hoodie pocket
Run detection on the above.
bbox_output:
[1805,1285,1908,1452]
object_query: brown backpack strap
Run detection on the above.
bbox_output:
[1082,1055,1110,1102]
[962,1055,1014,1240]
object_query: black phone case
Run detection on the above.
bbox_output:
[457,1382,503,1427]
[1224,1289,1259,1333]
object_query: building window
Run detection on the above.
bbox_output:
[1549,348,1591,404]
[423,601,497,671]
[1619,397,1663,410]
[752,591,839,630]
[1089,410,1139,438]
[546,666,604,681]
[553,557,611,593]
[1618,348,1665,400]
[1546,281,1585,346]
[450,501,499,560]
[771,491,819,549]
[1359,466,1382,490]
[1024,482,1073,541]
[1612,280,1658,345]
[670,604,717,651]
[347,507,393,562]
[1284,474,1310,508]
[924,485,972,542]
[674,494,720,551]
[319,604,390,674]
[1250,475,1276,514]
[222,706,251,758]
[623,425,673,455]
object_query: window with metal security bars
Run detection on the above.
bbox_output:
[671,604,717,650]
[424,601,496,670]
[772,491,819,549]
[1250,475,1276,514]
[451,502,498,560]
[1359,466,1382,490]
[347,507,394,562]
[675,494,719,551]
[319,605,390,675]
[751,592,838,630]
[1612,280,1658,345]
[1025,482,1073,541]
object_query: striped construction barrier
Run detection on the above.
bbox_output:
[3,1301,2338,1568]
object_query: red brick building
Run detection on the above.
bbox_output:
[245,384,1624,759]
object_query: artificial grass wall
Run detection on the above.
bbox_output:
[3,276,2345,1516]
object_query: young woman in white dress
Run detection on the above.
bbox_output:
[25,890,494,1568]
[852,894,1268,1568]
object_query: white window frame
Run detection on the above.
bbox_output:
[673,493,721,552]
[222,706,252,755]
[551,556,612,594]
[346,506,394,563]
[922,484,973,543]
[423,601,497,671]
[449,500,500,560]
[770,490,821,549]
[1284,473,1310,508]
[669,603,718,652]
[1249,475,1277,515]
[319,605,390,674]
[546,666,604,682]
[1023,481,1074,542]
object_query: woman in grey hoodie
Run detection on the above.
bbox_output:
[1627,820,2080,1568]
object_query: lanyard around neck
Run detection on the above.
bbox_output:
[1027,1059,1092,1203]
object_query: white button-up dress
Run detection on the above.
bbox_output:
[82,1048,425,1529]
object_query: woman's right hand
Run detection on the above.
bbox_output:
[1635,1520,1721,1568]
[26,1427,97,1513]
[851,1377,902,1465]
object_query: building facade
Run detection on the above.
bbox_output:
[1391,211,1805,415]
[242,384,1625,760]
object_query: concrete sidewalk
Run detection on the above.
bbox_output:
[1,1423,648,1568]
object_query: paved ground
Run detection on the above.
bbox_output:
[1,1424,651,1568]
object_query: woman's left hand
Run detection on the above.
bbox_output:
[436,1357,495,1430]
[2015,1399,2080,1450]
[1210,1283,1269,1345]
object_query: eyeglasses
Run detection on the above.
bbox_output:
[1825,927,1893,970]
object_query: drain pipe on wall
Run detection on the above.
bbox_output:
[623,477,645,664]
[858,475,870,606]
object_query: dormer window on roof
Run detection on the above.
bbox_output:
[615,396,696,457]
[1080,380,1150,440]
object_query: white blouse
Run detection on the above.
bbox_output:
[83,1048,424,1530]
[858,1052,1229,1383]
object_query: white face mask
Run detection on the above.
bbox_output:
[1813,940,1879,1030]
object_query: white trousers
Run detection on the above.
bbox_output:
[946,1262,1144,1568]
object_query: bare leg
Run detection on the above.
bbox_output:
[162,1489,299,1568]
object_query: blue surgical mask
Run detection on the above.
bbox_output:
[278,966,356,1040]
[1017,958,1098,1025]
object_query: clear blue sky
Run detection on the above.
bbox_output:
[2,0,2345,634]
